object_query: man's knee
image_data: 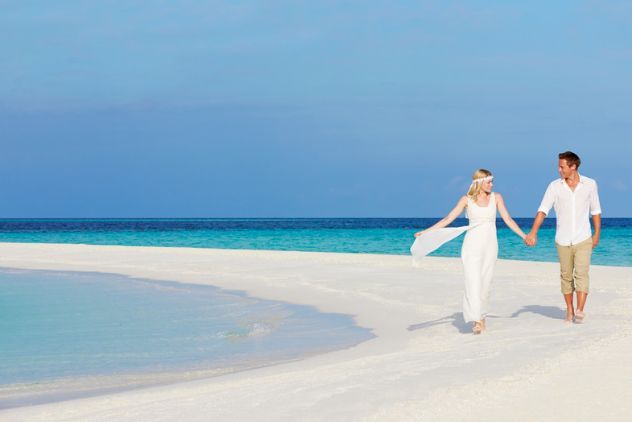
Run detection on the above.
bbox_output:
[573,240,592,293]
[560,270,575,294]
[574,267,590,293]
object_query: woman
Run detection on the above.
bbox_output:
[414,169,527,334]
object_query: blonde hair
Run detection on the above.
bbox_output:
[466,169,493,201]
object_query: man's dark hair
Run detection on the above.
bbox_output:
[559,151,581,169]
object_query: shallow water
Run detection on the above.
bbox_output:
[0,268,373,408]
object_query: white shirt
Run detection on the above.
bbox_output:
[537,174,602,246]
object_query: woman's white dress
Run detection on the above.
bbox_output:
[461,193,498,323]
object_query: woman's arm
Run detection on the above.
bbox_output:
[415,196,468,237]
[495,193,526,240]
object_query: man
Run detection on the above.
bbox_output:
[525,151,601,323]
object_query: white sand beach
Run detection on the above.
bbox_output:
[1,242,632,421]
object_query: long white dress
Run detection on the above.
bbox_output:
[461,193,498,323]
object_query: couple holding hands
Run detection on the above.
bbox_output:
[412,151,601,334]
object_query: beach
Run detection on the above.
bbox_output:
[2,242,632,421]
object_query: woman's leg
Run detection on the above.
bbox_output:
[462,256,482,324]
[479,246,498,321]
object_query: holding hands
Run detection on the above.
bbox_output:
[524,212,546,248]
[524,232,537,247]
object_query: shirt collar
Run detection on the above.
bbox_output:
[559,173,584,185]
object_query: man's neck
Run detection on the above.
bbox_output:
[565,172,580,186]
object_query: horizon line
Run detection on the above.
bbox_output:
[0,216,627,220]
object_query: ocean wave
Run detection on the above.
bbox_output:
[216,322,274,340]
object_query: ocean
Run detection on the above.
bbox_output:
[1,217,628,407]
[0,218,629,266]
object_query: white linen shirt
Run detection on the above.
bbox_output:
[537,174,602,246]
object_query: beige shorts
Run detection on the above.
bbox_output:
[555,238,593,294]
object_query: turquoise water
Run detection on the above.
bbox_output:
[0,218,630,266]
[0,268,373,407]
[0,218,628,406]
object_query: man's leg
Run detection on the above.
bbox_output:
[576,291,588,312]
[556,242,575,321]
[574,238,593,313]
[563,293,575,319]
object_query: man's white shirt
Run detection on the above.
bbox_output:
[537,174,602,246]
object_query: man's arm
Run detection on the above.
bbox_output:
[525,212,546,246]
[592,214,601,249]
[525,183,555,247]
[590,181,602,249]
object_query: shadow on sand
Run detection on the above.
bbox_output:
[408,312,472,334]
[510,305,565,320]
[408,305,564,334]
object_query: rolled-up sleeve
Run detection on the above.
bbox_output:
[590,181,602,215]
[537,182,556,216]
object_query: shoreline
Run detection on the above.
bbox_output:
[2,242,632,421]
[1,348,358,410]
[0,264,374,410]
[0,239,630,268]
[0,219,630,268]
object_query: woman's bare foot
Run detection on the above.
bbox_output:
[473,321,483,334]
[481,319,486,331]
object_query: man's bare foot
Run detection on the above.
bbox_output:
[564,308,574,323]
[575,310,585,323]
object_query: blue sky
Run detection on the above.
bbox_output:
[2,1,631,217]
